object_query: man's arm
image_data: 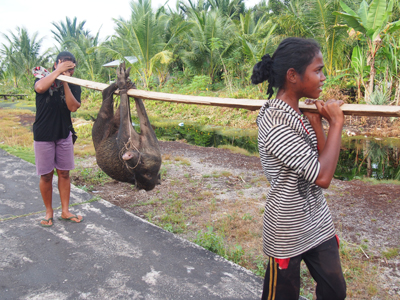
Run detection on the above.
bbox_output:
[63,82,81,112]
[34,60,76,94]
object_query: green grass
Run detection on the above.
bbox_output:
[382,247,399,259]
[217,144,258,157]
[0,145,35,164]
[71,167,112,185]
[360,178,400,185]
[193,226,244,264]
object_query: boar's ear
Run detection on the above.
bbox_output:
[122,151,139,161]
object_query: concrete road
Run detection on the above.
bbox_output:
[0,149,263,299]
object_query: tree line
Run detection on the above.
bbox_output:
[1,0,399,104]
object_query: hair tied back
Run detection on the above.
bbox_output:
[261,54,273,64]
[251,54,274,85]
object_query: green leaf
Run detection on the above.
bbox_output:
[357,0,369,26]
[386,20,400,34]
[367,0,387,30]
[387,0,394,15]
[351,46,362,69]
[86,47,95,55]
[339,0,359,18]
[151,50,173,65]
[366,28,376,38]
[372,29,382,42]
[334,11,366,33]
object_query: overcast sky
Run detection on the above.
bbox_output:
[0,0,260,53]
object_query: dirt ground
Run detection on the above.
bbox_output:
[70,139,400,298]
[16,112,400,298]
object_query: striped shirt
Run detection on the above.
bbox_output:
[257,99,335,258]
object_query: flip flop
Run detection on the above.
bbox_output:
[58,214,84,223]
[40,217,53,227]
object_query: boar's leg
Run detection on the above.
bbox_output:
[134,97,159,151]
[92,81,119,150]
[114,64,141,163]
[134,96,162,187]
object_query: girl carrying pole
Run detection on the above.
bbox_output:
[252,37,346,299]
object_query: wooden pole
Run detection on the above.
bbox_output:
[58,75,400,117]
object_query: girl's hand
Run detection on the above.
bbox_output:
[315,99,344,125]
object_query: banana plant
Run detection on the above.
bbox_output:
[334,0,400,102]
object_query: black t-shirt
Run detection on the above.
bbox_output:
[33,78,81,141]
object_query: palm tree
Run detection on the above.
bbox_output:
[206,0,245,19]
[103,0,179,88]
[237,11,278,66]
[51,17,89,51]
[0,43,22,88]
[65,31,107,82]
[269,0,314,38]
[0,27,49,87]
[309,0,351,76]
[180,1,237,83]
[267,0,357,76]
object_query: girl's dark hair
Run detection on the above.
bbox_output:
[251,37,321,99]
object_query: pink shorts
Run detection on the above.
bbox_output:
[34,132,74,175]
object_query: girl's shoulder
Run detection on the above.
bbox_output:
[257,99,298,129]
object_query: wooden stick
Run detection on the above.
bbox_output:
[58,75,400,117]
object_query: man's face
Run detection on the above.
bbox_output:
[55,58,75,76]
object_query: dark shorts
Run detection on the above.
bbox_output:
[34,132,74,175]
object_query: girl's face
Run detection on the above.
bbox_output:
[298,51,326,99]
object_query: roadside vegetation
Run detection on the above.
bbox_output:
[1,0,400,298]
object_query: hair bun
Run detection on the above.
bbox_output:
[251,54,274,84]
